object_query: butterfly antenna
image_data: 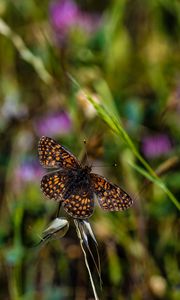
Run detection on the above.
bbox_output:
[84,139,88,163]
[91,162,118,169]
[81,139,90,166]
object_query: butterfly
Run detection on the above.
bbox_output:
[38,136,133,219]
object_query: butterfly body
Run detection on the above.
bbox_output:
[69,165,91,184]
[38,136,133,219]
[61,166,92,200]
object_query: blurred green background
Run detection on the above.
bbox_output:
[0,0,180,299]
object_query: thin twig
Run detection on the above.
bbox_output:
[155,156,179,177]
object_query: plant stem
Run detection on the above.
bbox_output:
[74,220,99,300]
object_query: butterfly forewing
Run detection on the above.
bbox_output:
[38,136,80,169]
[90,173,133,211]
[63,188,94,219]
[41,171,68,201]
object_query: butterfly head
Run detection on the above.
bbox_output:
[76,165,91,178]
[82,165,92,174]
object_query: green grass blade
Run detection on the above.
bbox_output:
[69,75,179,211]
[128,161,180,210]
[0,18,53,85]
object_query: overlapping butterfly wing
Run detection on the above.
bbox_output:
[41,171,68,201]
[39,136,80,202]
[90,173,133,211]
[63,185,94,219]
[38,136,80,169]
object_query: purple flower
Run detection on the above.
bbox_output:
[142,134,172,158]
[50,0,79,34]
[49,0,102,44]
[13,158,43,192]
[16,160,42,183]
[34,111,72,137]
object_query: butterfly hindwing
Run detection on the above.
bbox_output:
[63,186,94,219]
[41,171,68,201]
[90,173,133,211]
[38,136,80,169]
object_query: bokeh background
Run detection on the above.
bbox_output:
[0,0,180,299]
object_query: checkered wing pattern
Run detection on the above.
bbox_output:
[63,188,94,219]
[90,173,133,211]
[38,136,80,169]
[41,171,68,201]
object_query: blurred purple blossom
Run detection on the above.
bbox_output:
[50,0,78,34]
[13,158,43,193]
[49,0,102,44]
[16,159,42,183]
[142,134,172,158]
[34,111,72,137]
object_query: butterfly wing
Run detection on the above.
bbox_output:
[63,186,94,219]
[38,136,80,169]
[90,173,133,211]
[41,171,68,201]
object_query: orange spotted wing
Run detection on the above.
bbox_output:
[38,136,80,169]
[90,173,133,211]
[41,171,68,201]
[63,188,94,219]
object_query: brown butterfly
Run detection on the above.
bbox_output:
[38,136,133,219]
